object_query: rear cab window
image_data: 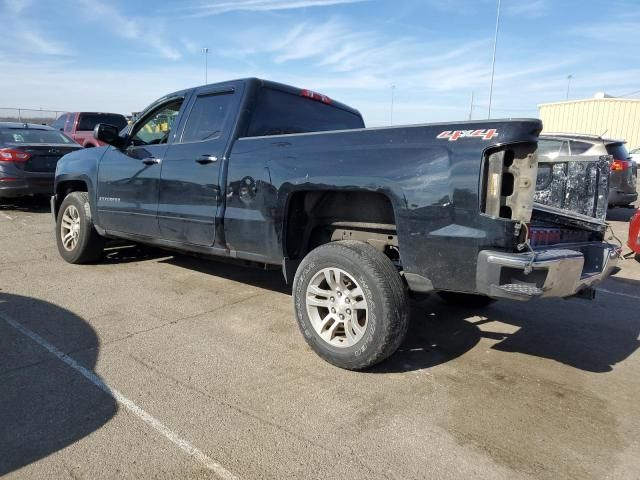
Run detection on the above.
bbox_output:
[246,87,364,138]
[77,113,128,132]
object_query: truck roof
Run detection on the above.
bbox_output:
[165,78,362,118]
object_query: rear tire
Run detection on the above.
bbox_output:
[56,192,105,264]
[437,291,495,307]
[293,241,409,370]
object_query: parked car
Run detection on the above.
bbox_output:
[51,78,619,370]
[629,147,640,165]
[0,122,81,199]
[629,209,640,261]
[52,112,128,148]
[538,134,638,207]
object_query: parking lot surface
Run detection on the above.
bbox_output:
[1,197,639,480]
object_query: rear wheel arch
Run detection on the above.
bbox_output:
[282,189,402,278]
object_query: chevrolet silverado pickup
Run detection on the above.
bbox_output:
[51,78,620,370]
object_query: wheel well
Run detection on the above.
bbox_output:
[284,190,399,263]
[54,180,88,217]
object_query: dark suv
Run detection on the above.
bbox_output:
[0,123,81,198]
[539,134,638,207]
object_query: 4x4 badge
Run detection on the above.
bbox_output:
[437,129,498,141]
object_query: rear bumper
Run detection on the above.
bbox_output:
[0,177,54,198]
[476,243,620,301]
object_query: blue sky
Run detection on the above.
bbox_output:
[1,0,639,126]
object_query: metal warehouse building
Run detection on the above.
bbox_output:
[538,95,640,150]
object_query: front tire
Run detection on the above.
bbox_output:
[293,241,409,370]
[56,192,105,264]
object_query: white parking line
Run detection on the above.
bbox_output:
[0,312,238,480]
[0,212,13,220]
[596,288,640,301]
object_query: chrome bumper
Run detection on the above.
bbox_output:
[476,243,620,300]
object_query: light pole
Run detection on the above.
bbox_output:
[488,0,501,119]
[390,85,396,125]
[203,47,209,84]
[566,74,573,101]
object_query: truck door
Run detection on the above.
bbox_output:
[96,97,188,236]
[158,85,239,246]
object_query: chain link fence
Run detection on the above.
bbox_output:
[0,108,65,126]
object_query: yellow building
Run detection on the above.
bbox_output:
[538,94,640,150]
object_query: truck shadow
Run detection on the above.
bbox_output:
[161,254,292,294]
[372,291,640,374]
[0,196,51,213]
[0,292,117,475]
[105,247,640,375]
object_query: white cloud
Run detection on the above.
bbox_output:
[77,0,139,39]
[4,0,31,15]
[504,0,548,18]
[0,0,73,56]
[180,0,369,17]
[17,31,72,56]
[76,0,183,60]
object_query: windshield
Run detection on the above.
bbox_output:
[0,128,76,145]
[77,113,127,131]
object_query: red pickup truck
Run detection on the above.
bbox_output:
[51,112,128,148]
[629,210,640,260]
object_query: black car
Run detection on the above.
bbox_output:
[0,123,81,199]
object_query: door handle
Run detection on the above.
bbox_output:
[196,155,218,165]
[142,158,161,165]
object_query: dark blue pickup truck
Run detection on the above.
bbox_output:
[52,78,619,369]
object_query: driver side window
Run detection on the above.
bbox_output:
[131,99,183,146]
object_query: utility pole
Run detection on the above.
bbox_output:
[390,85,396,125]
[488,0,501,119]
[468,91,474,120]
[203,47,209,84]
[566,74,573,101]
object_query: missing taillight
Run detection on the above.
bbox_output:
[481,144,538,223]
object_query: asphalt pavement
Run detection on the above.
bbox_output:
[1,195,639,480]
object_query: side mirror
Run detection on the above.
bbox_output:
[94,123,124,148]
